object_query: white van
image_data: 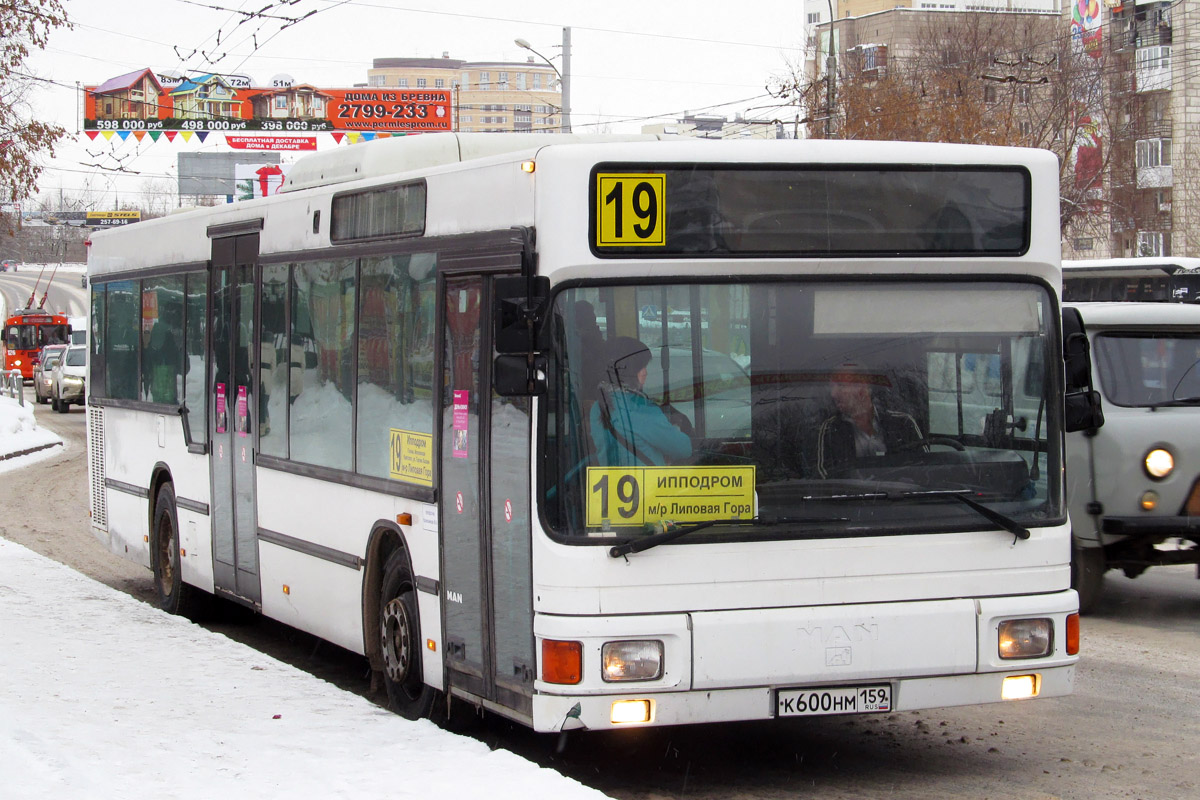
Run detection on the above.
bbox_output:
[1065,302,1200,611]
[68,316,86,346]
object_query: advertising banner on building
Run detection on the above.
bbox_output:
[83,68,452,133]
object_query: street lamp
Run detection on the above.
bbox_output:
[515,29,572,133]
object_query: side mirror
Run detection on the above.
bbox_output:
[1062,306,1105,433]
[494,354,547,396]
[494,275,549,354]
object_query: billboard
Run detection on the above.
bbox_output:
[178,151,281,197]
[84,69,452,133]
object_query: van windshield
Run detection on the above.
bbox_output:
[1093,333,1200,407]
[543,280,1061,542]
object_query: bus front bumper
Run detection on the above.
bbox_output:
[531,666,1077,732]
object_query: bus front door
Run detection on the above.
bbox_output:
[209,233,262,606]
[440,271,535,720]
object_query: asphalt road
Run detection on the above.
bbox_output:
[4,266,1199,798]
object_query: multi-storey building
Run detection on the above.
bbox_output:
[367,54,563,133]
[1098,0,1193,260]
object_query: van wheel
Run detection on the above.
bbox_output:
[56,397,69,413]
[151,483,202,617]
[1071,540,1106,614]
[379,550,443,721]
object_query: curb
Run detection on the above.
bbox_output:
[0,441,64,462]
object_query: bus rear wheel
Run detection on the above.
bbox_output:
[152,483,201,617]
[379,550,443,721]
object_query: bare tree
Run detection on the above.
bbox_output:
[778,11,1113,238]
[1,1,71,234]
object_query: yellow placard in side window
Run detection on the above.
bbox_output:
[585,465,755,528]
[595,173,666,247]
[390,428,433,486]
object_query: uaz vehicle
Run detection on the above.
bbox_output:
[50,344,86,412]
[34,344,68,404]
[1065,301,1200,611]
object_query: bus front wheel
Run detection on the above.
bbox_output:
[152,483,201,616]
[379,550,443,721]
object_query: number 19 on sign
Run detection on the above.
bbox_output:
[595,173,665,247]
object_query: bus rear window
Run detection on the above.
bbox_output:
[331,181,425,242]
[591,164,1029,257]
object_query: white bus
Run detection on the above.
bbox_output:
[86,133,1087,734]
[1063,257,1200,303]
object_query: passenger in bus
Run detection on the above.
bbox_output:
[815,365,924,478]
[591,337,693,467]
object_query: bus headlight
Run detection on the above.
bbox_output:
[1145,448,1174,480]
[998,618,1052,659]
[602,640,663,682]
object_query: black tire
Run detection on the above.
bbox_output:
[379,549,443,721]
[151,483,202,617]
[50,394,59,412]
[1071,539,1106,614]
[56,396,70,413]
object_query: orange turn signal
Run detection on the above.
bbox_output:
[541,639,583,684]
[1066,613,1079,656]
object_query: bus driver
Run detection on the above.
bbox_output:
[590,337,693,467]
[815,364,924,478]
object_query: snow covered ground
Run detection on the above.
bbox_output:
[0,396,606,798]
[0,540,606,798]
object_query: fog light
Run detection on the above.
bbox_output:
[1140,491,1159,511]
[602,640,664,682]
[611,699,652,724]
[1145,448,1174,479]
[1001,674,1040,700]
[998,618,1052,659]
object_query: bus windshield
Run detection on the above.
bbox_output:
[1093,333,1200,407]
[545,280,1059,542]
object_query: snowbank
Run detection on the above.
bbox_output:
[0,394,63,473]
[0,539,608,799]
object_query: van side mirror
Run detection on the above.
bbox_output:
[1062,306,1104,433]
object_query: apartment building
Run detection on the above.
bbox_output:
[367,54,563,133]
[1095,0,1197,260]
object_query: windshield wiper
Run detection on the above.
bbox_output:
[1147,396,1200,410]
[608,515,844,558]
[892,489,1030,541]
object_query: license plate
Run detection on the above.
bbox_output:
[776,685,892,717]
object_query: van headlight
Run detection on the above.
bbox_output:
[602,640,663,682]
[1144,448,1174,480]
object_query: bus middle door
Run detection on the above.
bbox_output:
[209,232,262,606]
[440,269,535,720]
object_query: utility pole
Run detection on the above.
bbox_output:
[561,26,573,133]
[825,0,837,138]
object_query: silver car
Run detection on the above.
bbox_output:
[33,345,67,404]
[51,345,87,412]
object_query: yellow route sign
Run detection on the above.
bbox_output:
[595,173,666,247]
[389,428,433,486]
[585,465,755,528]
